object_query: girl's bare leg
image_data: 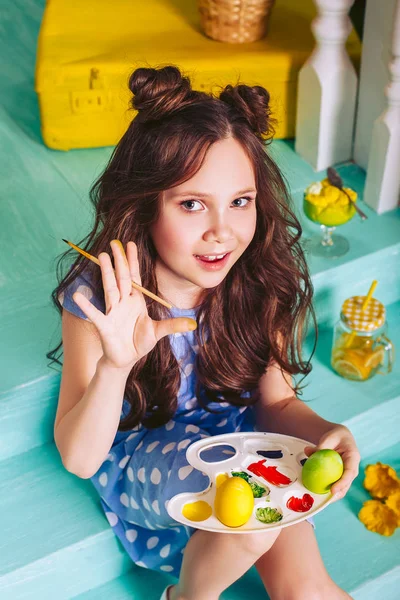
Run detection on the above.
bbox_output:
[169,528,281,600]
[255,521,353,600]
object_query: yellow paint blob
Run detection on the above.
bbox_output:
[182,501,212,522]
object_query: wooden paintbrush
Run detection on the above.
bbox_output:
[62,239,173,309]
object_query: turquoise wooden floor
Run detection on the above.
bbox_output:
[0,1,399,598]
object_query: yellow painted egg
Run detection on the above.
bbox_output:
[214,476,254,527]
[216,472,229,488]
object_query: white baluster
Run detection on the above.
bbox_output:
[353,0,397,170]
[295,0,358,171]
[363,0,400,214]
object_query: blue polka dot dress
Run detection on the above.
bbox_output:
[59,268,257,577]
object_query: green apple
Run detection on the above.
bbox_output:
[301,449,344,494]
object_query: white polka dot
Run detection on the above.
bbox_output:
[76,284,94,300]
[162,442,176,454]
[239,407,247,413]
[160,565,174,572]
[126,432,139,442]
[130,497,139,509]
[105,453,114,462]
[216,418,228,427]
[146,441,160,453]
[185,410,195,417]
[120,493,129,507]
[160,544,171,558]
[219,402,230,408]
[126,529,138,543]
[106,512,118,527]
[99,473,108,487]
[199,434,208,439]
[119,455,131,468]
[147,536,159,549]
[192,344,200,353]
[136,440,144,450]
[58,291,65,305]
[127,467,134,482]
[136,561,147,568]
[138,467,146,483]
[178,439,191,451]
[165,421,175,431]
[200,412,209,420]
[185,397,197,410]
[152,500,161,515]
[144,519,155,529]
[151,468,162,484]
[185,424,200,434]
[168,470,171,479]
[184,363,194,376]
[143,498,151,511]
[178,465,194,480]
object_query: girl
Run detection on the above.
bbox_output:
[50,65,360,600]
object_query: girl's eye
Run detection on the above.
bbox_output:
[180,200,203,212]
[232,197,253,208]
[180,197,254,212]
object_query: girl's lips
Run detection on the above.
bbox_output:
[194,252,231,271]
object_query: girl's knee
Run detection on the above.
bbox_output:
[236,529,281,558]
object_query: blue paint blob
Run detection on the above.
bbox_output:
[257,450,283,459]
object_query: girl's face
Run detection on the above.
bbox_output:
[150,137,257,308]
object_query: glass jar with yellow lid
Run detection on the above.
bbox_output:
[331,295,394,381]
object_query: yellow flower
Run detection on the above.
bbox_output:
[358,500,398,536]
[385,491,400,525]
[363,462,400,499]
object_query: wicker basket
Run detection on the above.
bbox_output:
[198,0,276,44]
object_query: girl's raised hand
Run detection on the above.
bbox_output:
[72,240,197,371]
[304,424,361,502]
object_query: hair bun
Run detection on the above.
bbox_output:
[219,84,275,139]
[129,66,193,120]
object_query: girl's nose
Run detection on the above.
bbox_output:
[202,218,234,244]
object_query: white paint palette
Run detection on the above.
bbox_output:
[167,432,333,533]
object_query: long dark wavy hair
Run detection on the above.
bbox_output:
[47,65,317,431]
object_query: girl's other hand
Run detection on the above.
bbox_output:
[72,240,197,372]
[303,424,360,502]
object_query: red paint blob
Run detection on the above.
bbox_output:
[286,493,314,512]
[247,459,292,486]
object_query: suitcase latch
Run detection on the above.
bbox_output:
[71,68,109,114]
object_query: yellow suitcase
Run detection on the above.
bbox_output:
[35,0,361,150]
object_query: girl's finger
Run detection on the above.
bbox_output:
[99,251,120,313]
[126,241,142,293]
[153,316,197,342]
[330,450,360,497]
[72,292,106,330]
[111,240,132,299]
